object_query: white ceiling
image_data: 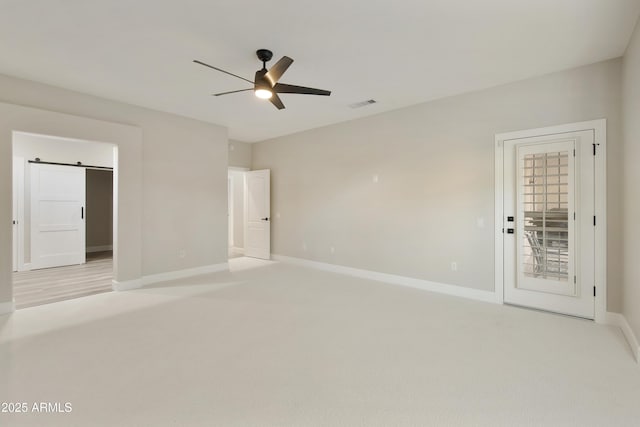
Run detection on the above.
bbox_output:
[1,1,639,142]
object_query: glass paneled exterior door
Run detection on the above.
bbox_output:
[517,142,575,296]
[502,129,595,319]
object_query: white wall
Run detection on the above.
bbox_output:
[622,20,640,339]
[229,140,252,169]
[228,169,245,249]
[0,73,228,306]
[228,139,251,250]
[252,59,624,312]
[13,132,115,167]
[13,132,115,264]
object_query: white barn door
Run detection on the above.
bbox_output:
[31,163,86,270]
[244,169,271,260]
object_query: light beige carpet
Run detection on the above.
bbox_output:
[1,257,638,426]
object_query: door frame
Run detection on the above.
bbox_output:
[228,174,234,248]
[494,119,607,323]
[12,156,25,271]
[228,167,249,254]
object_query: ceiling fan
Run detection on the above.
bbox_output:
[193,49,331,110]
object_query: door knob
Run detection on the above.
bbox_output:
[261,217,269,221]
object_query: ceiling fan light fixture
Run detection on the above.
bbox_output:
[255,88,273,99]
[195,48,331,110]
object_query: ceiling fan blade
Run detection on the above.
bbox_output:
[213,88,253,96]
[269,93,285,110]
[264,56,294,86]
[193,60,254,84]
[274,83,331,96]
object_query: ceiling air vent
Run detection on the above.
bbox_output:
[349,99,377,109]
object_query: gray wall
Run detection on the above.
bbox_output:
[0,72,228,299]
[229,140,252,168]
[86,169,113,249]
[622,20,640,339]
[253,59,624,312]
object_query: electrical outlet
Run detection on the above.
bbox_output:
[178,249,186,258]
[330,246,335,254]
[451,261,458,271]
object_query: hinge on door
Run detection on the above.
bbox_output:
[573,149,576,157]
[593,143,596,156]
[593,286,596,297]
[574,276,576,284]
[573,212,576,220]
[593,216,596,226]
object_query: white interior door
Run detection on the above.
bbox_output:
[503,130,595,318]
[31,163,86,270]
[244,169,270,259]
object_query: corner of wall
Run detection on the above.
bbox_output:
[0,300,16,316]
[621,8,640,354]
[606,312,640,363]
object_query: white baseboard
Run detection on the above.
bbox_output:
[87,245,113,253]
[112,262,229,292]
[231,246,244,253]
[272,254,498,304]
[141,263,229,285]
[112,278,144,291]
[18,263,32,272]
[606,312,640,363]
[0,300,16,316]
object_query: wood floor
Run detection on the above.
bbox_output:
[13,251,113,309]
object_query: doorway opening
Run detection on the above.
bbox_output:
[228,167,248,259]
[11,131,117,309]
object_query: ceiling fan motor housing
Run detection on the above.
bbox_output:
[256,49,273,63]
